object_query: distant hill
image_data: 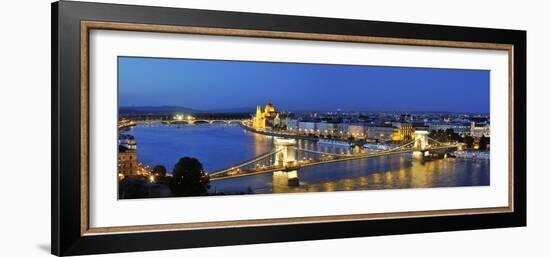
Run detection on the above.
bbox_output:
[205,107,255,113]
[119,106,202,115]
[119,106,256,115]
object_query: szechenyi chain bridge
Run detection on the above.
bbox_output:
[207,130,462,186]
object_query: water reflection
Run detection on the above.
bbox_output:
[272,157,489,194]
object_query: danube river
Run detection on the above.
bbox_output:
[127,123,490,195]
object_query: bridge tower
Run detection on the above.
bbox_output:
[413,130,430,159]
[274,138,297,167]
[413,130,429,149]
[273,138,299,187]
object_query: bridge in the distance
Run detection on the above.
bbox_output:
[208,131,462,185]
[126,118,250,126]
[165,118,249,125]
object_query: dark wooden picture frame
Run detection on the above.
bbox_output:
[52,1,526,256]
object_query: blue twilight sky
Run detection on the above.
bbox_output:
[118,57,490,113]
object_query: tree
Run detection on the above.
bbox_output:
[169,157,210,196]
[119,177,149,199]
[152,165,167,177]
[478,135,489,150]
[429,129,444,142]
[430,129,461,143]
[463,135,474,149]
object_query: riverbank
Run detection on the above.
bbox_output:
[239,123,322,141]
[239,123,356,145]
[453,150,490,160]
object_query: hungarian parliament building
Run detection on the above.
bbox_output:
[252,102,281,129]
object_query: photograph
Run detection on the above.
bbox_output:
[117,57,491,199]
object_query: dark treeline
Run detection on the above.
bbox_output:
[429,129,489,150]
[119,157,211,199]
[192,113,251,119]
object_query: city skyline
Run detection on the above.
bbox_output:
[119,57,490,113]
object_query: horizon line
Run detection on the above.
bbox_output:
[119,105,490,115]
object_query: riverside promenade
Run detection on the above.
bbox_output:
[239,123,355,145]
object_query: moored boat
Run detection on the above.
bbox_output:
[319,138,353,147]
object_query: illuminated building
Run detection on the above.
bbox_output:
[299,121,316,134]
[316,122,337,136]
[118,134,136,150]
[367,126,398,142]
[348,123,366,139]
[253,102,279,129]
[337,123,349,136]
[273,113,281,127]
[118,135,137,176]
[286,119,299,131]
[470,122,490,138]
[392,122,414,140]
[428,123,469,136]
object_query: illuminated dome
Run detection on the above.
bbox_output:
[265,102,276,113]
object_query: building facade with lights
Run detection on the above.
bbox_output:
[470,121,491,138]
[253,102,279,129]
[367,126,400,142]
[118,134,138,176]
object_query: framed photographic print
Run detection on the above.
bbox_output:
[51,1,526,256]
